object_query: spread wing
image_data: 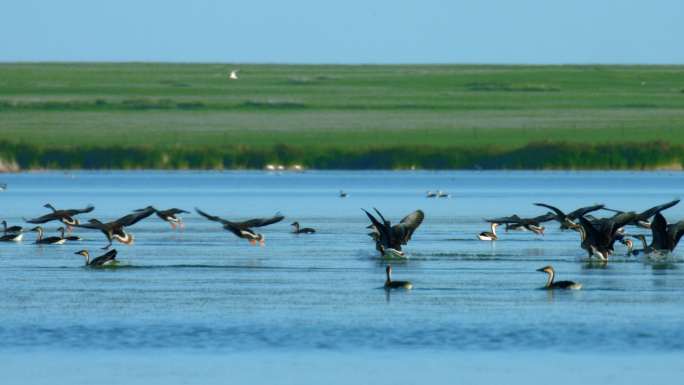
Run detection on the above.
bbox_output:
[75,220,110,231]
[64,205,95,215]
[115,207,156,227]
[640,199,681,219]
[668,220,684,251]
[534,203,565,219]
[393,210,425,244]
[25,212,61,224]
[533,213,556,223]
[195,208,231,225]
[483,216,523,225]
[651,212,668,251]
[567,204,605,219]
[578,216,600,247]
[239,212,285,228]
[163,208,190,215]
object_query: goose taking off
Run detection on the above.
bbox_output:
[483,213,555,236]
[291,222,315,234]
[30,226,66,245]
[2,221,23,233]
[533,203,605,230]
[26,204,95,232]
[477,223,500,240]
[384,266,413,289]
[640,212,684,253]
[603,198,680,229]
[575,212,636,260]
[363,208,424,258]
[75,249,118,266]
[536,266,582,290]
[75,206,156,250]
[138,207,190,229]
[196,208,284,246]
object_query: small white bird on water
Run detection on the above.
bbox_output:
[230,70,240,79]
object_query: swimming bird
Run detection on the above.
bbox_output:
[0,232,23,242]
[138,207,190,229]
[576,212,636,260]
[426,191,437,198]
[30,226,66,245]
[536,266,582,290]
[0,183,6,190]
[229,70,240,79]
[26,204,95,232]
[75,249,118,266]
[477,223,500,240]
[437,190,451,198]
[384,266,413,289]
[483,213,555,236]
[2,220,23,233]
[603,199,680,229]
[533,203,605,230]
[291,222,315,234]
[195,208,284,246]
[340,190,349,197]
[75,206,156,250]
[57,227,83,241]
[363,208,424,258]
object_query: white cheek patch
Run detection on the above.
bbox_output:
[169,217,182,223]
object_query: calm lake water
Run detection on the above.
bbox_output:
[1,170,684,384]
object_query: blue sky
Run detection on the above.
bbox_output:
[1,0,682,64]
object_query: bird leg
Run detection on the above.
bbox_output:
[249,239,256,246]
[170,223,177,229]
[66,226,73,232]
[259,241,265,247]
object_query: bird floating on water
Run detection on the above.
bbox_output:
[2,220,23,233]
[75,249,119,266]
[291,222,315,234]
[536,266,582,290]
[477,223,499,241]
[30,226,66,245]
[384,266,412,289]
[340,190,349,198]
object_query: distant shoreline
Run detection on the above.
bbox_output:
[1,140,681,172]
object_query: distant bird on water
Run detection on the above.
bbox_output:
[2,221,23,233]
[384,266,413,289]
[536,266,582,290]
[229,70,240,79]
[340,190,349,198]
[291,222,315,234]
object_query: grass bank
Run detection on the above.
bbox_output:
[1,140,681,171]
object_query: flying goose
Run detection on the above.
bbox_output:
[75,206,156,249]
[483,213,555,236]
[75,249,118,266]
[196,208,284,246]
[603,199,680,229]
[533,203,605,230]
[26,204,95,232]
[536,266,582,290]
[384,266,413,289]
[137,207,190,229]
[363,208,424,258]
[576,212,636,260]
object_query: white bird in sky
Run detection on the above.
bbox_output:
[230,70,240,79]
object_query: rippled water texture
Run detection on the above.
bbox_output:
[1,170,684,384]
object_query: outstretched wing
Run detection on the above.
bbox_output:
[239,212,285,228]
[534,213,556,223]
[668,220,684,251]
[195,208,231,225]
[567,204,605,219]
[534,203,565,219]
[164,208,190,215]
[65,205,95,215]
[640,199,681,219]
[483,216,523,225]
[578,216,600,247]
[115,207,156,227]
[650,212,669,251]
[75,220,110,231]
[25,213,61,224]
[393,210,425,244]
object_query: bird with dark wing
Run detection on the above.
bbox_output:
[603,198,680,229]
[26,204,95,231]
[136,207,190,229]
[363,208,424,258]
[483,212,555,236]
[75,206,156,249]
[195,208,284,246]
[75,249,119,266]
[634,212,684,253]
[533,203,605,230]
[575,212,636,260]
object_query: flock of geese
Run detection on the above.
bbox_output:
[2,197,683,290]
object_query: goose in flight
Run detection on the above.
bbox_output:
[363,208,424,258]
[195,208,284,246]
[575,212,636,260]
[75,206,156,249]
[137,207,190,229]
[26,204,95,232]
[603,199,680,229]
[533,203,605,230]
[483,213,555,236]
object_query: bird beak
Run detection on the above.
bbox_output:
[536,268,545,272]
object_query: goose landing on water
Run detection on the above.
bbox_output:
[477,223,499,240]
[384,266,412,289]
[537,266,582,290]
[363,208,424,258]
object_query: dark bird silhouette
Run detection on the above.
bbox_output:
[483,213,555,236]
[363,208,424,257]
[195,208,284,246]
[75,206,156,250]
[75,249,118,266]
[137,207,190,229]
[533,203,605,229]
[26,204,95,232]
[603,199,680,229]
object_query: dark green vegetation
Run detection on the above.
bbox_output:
[0,63,683,169]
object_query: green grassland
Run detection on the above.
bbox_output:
[1,63,684,170]
[1,63,683,148]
